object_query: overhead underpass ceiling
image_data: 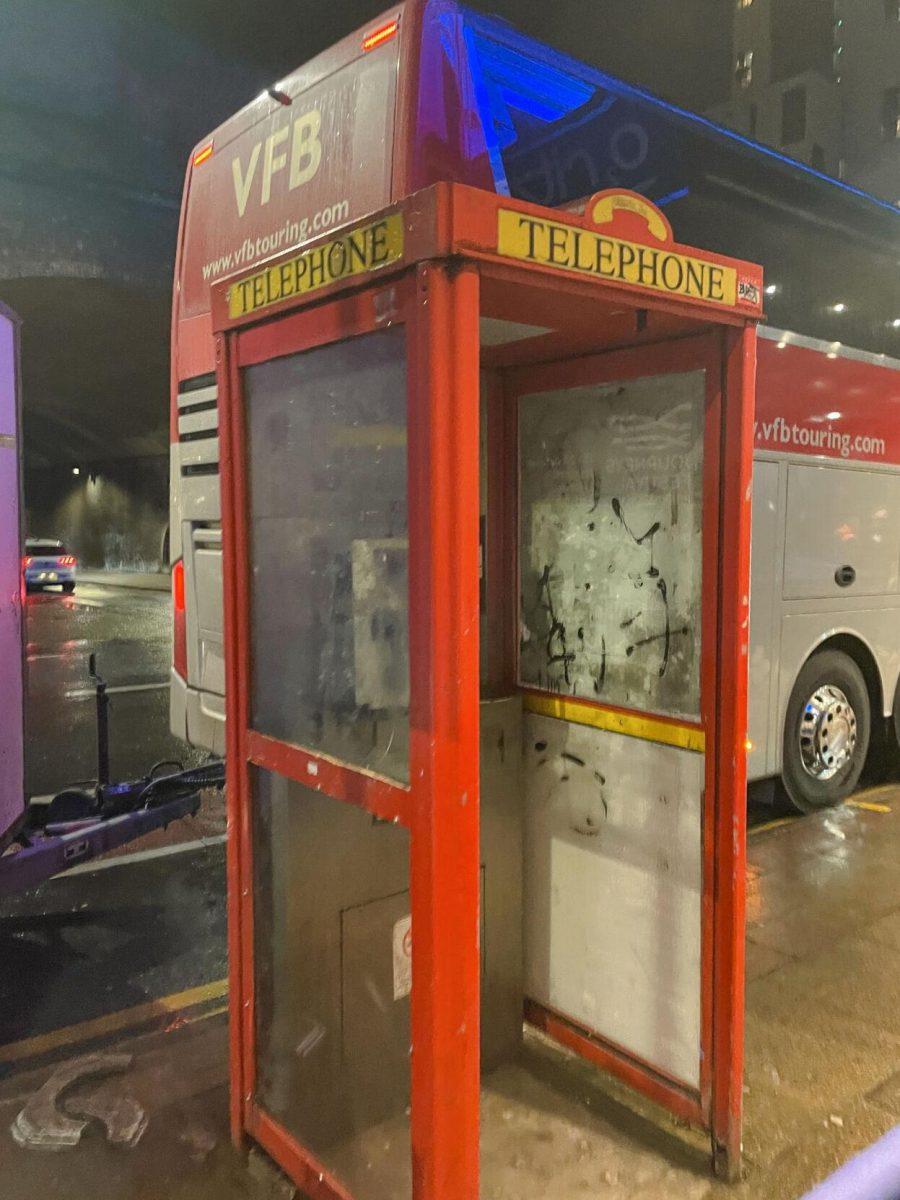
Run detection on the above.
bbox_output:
[6,278,169,468]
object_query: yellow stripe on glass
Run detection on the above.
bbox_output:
[522,691,705,753]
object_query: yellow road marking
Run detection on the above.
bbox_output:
[750,796,892,836]
[0,977,229,1065]
[195,1002,229,1021]
[847,799,892,814]
[749,816,796,836]
[522,691,705,752]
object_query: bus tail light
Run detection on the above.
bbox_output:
[22,556,32,568]
[59,555,76,567]
[173,558,187,680]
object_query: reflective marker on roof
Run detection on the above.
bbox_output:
[362,18,399,52]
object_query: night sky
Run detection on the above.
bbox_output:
[7,0,733,471]
[146,0,733,115]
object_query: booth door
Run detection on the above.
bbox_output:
[508,337,722,1113]
[230,296,417,1199]
[224,266,482,1200]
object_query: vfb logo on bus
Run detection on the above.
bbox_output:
[231,109,323,218]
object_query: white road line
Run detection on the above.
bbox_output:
[64,681,168,701]
[59,834,227,877]
[27,652,70,661]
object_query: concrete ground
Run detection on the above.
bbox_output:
[0,790,897,1199]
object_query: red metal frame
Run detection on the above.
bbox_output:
[214,184,758,1194]
[524,1000,703,1127]
[248,1105,356,1200]
[218,328,245,1146]
[710,324,756,1179]
[246,731,409,825]
[407,261,482,1198]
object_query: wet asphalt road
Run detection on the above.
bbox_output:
[0,840,226,1050]
[0,581,226,1053]
[24,581,204,797]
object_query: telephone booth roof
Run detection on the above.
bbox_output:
[211,182,764,349]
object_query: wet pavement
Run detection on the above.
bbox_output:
[0,579,226,1062]
[0,842,226,1050]
[3,580,899,1197]
[0,785,897,1197]
[24,581,204,797]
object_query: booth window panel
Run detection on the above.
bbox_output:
[522,715,703,1088]
[519,371,705,721]
[245,328,410,784]
[253,768,412,1199]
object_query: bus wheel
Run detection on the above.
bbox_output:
[781,650,870,813]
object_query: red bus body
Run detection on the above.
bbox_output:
[170,2,900,796]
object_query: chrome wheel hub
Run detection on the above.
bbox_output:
[799,685,857,781]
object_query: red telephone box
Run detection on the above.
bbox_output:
[212,183,761,1198]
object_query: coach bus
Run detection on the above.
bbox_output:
[169,0,900,812]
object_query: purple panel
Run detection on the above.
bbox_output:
[800,1123,900,1200]
[0,306,23,840]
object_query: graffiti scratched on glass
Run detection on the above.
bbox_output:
[519,371,704,720]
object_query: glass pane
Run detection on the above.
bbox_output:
[245,328,409,783]
[254,768,412,1199]
[519,370,705,719]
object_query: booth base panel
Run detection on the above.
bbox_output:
[522,713,704,1091]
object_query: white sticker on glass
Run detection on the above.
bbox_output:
[392,914,412,1001]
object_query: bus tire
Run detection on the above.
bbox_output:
[781,650,870,813]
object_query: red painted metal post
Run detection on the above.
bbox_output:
[407,261,482,1200]
[217,332,245,1148]
[711,323,756,1179]
[219,330,257,1151]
